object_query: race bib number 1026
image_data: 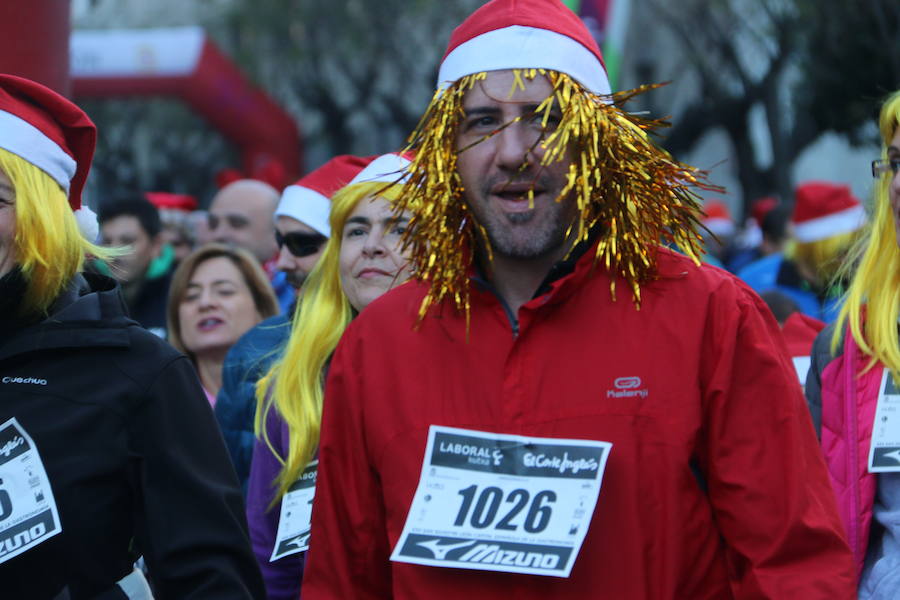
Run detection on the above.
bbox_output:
[390,426,612,578]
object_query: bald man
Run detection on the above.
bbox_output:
[208,179,293,312]
[208,179,280,264]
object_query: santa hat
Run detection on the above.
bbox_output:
[276,155,375,237]
[702,200,735,237]
[145,192,198,213]
[437,0,610,95]
[792,182,865,243]
[751,196,779,228]
[0,74,98,240]
[348,152,412,186]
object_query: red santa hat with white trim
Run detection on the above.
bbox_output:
[0,74,98,240]
[276,155,376,237]
[702,200,735,237]
[437,0,611,95]
[791,182,866,243]
[145,192,198,213]
[347,152,413,185]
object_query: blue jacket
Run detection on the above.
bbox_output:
[737,252,840,322]
[215,314,292,495]
[272,271,295,314]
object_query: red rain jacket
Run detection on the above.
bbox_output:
[302,247,854,599]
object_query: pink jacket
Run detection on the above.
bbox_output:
[817,327,881,579]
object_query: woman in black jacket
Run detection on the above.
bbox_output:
[0,75,265,599]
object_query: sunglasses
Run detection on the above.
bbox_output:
[275,230,328,257]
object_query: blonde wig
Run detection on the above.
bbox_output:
[832,90,900,374]
[255,180,406,503]
[0,148,110,317]
[788,230,863,289]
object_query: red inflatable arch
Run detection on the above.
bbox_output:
[70,27,302,185]
[0,0,71,94]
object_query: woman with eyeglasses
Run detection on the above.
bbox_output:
[806,90,900,599]
[214,156,374,496]
[245,153,413,600]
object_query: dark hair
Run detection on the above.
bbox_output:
[761,206,790,245]
[98,197,162,238]
[760,290,800,325]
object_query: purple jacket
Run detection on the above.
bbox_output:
[247,407,304,600]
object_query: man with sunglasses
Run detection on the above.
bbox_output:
[215,155,374,496]
[273,218,327,289]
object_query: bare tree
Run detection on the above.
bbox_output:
[75,0,481,204]
[216,0,482,168]
[80,98,238,205]
[636,0,900,216]
[638,0,807,215]
[794,0,900,145]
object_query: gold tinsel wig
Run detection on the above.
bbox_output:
[395,68,721,324]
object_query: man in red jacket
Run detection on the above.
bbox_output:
[301,1,855,598]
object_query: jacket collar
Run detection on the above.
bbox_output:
[0,272,135,362]
[471,226,605,310]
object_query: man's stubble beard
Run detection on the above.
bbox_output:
[284,271,307,290]
[469,187,575,261]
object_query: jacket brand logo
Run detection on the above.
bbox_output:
[1,376,48,386]
[607,376,649,399]
[614,376,641,389]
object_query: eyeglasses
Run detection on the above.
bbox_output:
[275,230,328,257]
[872,158,900,178]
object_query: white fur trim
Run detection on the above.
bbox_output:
[0,109,75,191]
[704,217,735,237]
[793,205,866,243]
[275,185,331,237]
[349,154,411,185]
[438,25,611,95]
[75,205,99,242]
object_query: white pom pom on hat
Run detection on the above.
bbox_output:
[702,200,736,237]
[0,74,98,240]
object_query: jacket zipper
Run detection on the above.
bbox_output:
[497,295,520,339]
[472,276,520,338]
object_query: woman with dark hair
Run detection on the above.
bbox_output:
[0,74,265,599]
